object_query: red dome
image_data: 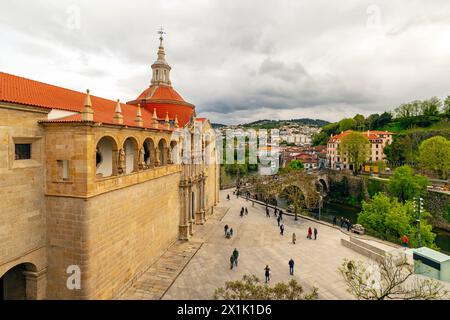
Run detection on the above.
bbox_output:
[129,85,195,127]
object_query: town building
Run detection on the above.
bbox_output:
[326,130,394,170]
[0,36,219,299]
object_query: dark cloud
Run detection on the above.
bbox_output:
[1,0,450,124]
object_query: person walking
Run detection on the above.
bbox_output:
[314,227,318,240]
[266,207,270,218]
[264,265,271,283]
[332,216,337,226]
[240,210,244,218]
[245,207,248,215]
[229,228,234,237]
[292,232,296,244]
[401,235,409,248]
[279,211,283,221]
[224,224,229,236]
[227,194,230,201]
[230,255,235,269]
[280,223,285,235]
[307,227,312,239]
[347,220,351,232]
[277,215,281,227]
[288,259,295,275]
[232,248,239,267]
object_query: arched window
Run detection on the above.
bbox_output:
[143,138,155,169]
[95,136,118,178]
[123,137,139,174]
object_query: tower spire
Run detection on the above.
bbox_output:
[151,27,172,86]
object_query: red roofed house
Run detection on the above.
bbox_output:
[326,130,394,170]
[0,36,219,300]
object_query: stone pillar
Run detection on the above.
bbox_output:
[23,268,47,300]
[195,182,205,225]
[155,147,161,166]
[188,185,194,236]
[179,181,190,241]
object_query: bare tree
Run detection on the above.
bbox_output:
[213,274,318,300]
[339,254,448,300]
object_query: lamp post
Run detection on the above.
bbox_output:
[414,197,424,248]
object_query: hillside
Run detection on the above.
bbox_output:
[241,118,329,129]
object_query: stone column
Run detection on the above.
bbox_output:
[178,183,190,240]
[23,268,47,300]
[188,184,194,236]
[195,182,205,225]
[155,147,161,166]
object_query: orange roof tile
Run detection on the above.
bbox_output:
[329,130,393,142]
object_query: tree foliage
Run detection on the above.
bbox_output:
[418,136,450,179]
[338,132,370,174]
[357,193,436,248]
[213,274,318,300]
[387,165,428,203]
[339,254,448,300]
[288,159,304,171]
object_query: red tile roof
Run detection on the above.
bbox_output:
[136,85,185,102]
[329,130,393,142]
[0,72,196,130]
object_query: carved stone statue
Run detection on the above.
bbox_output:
[118,148,126,174]
[139,147,145,169]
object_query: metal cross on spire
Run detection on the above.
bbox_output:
[157,26,166,41]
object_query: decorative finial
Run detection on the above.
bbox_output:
[174,114,179,128]
[135,103,143,127]
[165,111,170,129]
[82,89,94,121]
[152,108,158,128]
[113,99,123,125]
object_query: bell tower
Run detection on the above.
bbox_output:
[151,27,172,86]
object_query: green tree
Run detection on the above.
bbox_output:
[338,118,356,132]
[418,136,450,179]
[387,165,428,203]
[365,114,380,130]
[357,193,436,248]
[338,132,370,174]
[288,159,304,171]
[353,114,365,131]
[444,96,450,119]
[213,274,318,300]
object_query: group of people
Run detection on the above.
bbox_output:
[224,224,234,239]
[263,259,296,283]
[240,207,249,217]
[306,226,318,240]
[332,216,352,232]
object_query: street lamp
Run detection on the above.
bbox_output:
[413,197,424,248]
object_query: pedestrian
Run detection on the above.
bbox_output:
[292,232,296,244]
[347,220,351,232]
[314,227,318,240]
[288,258,295,275]
[280,223,285,235]
[340,217,344,228]
[307,227,312,239]
[245,207,248,215]
[264,265,271,283]
[233,248,239,266]
[230,255,235,269]
[277,216,281,227]
[252,200,255,207]
[240,210,244,218]
[229,228,234,237]
[332,216,337,226]
[401,235,409,248]
[224,224,229,236]
[266,207,270,218]
[227,194,230,201]
[279,211,283,221]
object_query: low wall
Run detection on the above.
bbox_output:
[341,238,384,263]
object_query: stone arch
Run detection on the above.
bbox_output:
[158,138,168,166]
[96,136,118,178]
[122,136,139,174]
[142,138,156,169]
[317,178,328,196]
[0,262,37,300]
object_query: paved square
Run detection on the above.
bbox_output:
[161,189,379,300]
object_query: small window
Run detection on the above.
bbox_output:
[15,144,31,160]
[57,160,69,180]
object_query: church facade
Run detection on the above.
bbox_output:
[0,37,220,299]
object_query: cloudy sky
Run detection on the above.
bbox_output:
[1,0,450,124]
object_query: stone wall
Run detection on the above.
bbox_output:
[46,171,181,299]
[0,104,48,281]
